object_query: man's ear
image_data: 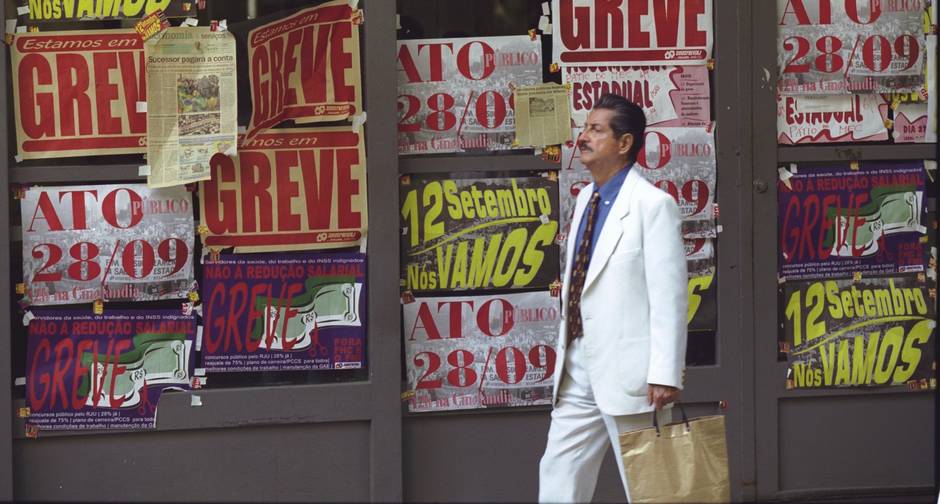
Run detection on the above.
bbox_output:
[618,133,634,156]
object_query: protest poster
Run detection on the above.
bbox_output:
[21,184,194,305]
[145,27,237,188]
[11,30,146,159]
[563,65,710,126]
[778,161,928,281]
[551,0,713,66]
[562,124,717,232]
[776,94,890,144]
[776,0,927,95]
[199,128,367,252]
[247,0,362,138]
[202,252,366,373]
[400,174,559,292]
[397,35,541,154]
[513,83,572,147]
[783,275,935,389]
[26,310,195,431]
[403,291,558,412]
[17,0,197,22]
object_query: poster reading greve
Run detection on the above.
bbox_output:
[783,275,934,388]
[202,252,366,372]
[21,184,194,305]
[27,310,196,431]
[563,65,710,126]
[778,161,927,280]
[200,128,367,252]
[552,0,714,66]
[401,175,559,292]
[403,291,558,412]
[11,30,146,159]
[397,35,542,154]
[247,0,362,137]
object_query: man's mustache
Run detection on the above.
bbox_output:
[578,142,591,152]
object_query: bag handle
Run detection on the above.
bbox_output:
[652,402,690,437]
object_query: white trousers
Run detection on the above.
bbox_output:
[538,337,671,503]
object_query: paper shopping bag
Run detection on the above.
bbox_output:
[619,407,730,503]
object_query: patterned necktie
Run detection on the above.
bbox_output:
[566,191,601,345]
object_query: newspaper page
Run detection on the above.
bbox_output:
[513,84,571,147]
[145,27,238,188]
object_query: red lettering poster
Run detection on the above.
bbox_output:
[397,35,542,154]
[563,65,710,126]
[777,94,890,144]
[776,0,927,94]
[403,291,558,412]
[551,0,714,66]
[247,0,362,138]
[21,184,195,305]
[25,310,196,431]
[199,128,367,252]
[11,29,147,159]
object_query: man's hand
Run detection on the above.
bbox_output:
[647,384,680,410]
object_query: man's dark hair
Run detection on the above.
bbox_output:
[593,93,646,161]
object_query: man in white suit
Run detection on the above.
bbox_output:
[539,94,688,503]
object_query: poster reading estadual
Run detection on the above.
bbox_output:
[778,161,928,280]
[403,291,558,412]
[21,184,195,305]
[776,0,927,94]
[26,310,195,431]
[777,94,889,144]
[400,174,559,292]
[145,27,238,188]
[199,128,367,252]
[563,65,710,126]
[783,275,934,389]
[247,0,362,137]
[552,0,713,66]
[202,252,366,373]
[11,30,147,159]
[397,35,542,155]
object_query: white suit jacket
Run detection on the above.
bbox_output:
[553,168,688,416]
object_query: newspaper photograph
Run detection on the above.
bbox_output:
[145,27,238,188]
[513,83,571,147]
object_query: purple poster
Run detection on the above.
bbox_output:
[778,161,927,280]
[26,310,196,431]
[202,252,366,373]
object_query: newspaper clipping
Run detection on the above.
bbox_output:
[513,84,571,147]
[145,27,238,188]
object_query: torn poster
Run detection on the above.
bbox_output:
[777,93,889,144]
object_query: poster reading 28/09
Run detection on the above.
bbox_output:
[776,0,926,94]
[202,252,366,373]
[21,184,195,305]
[400,174,559,292]
[397,35,542,154]
[403,291,558,412]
